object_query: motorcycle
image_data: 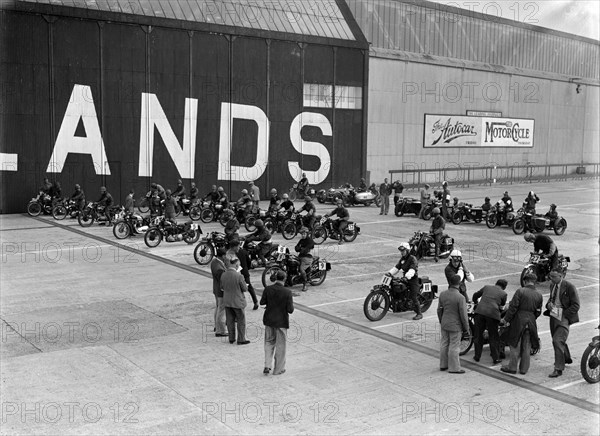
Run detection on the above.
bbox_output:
[520,252,570,286]
[112,213,156,239]
[261,246,331,288]
[420,199,442,220]
[193,231,229,265]
[280,211,309,240]
[512,212,567,236]
[316,185,354,204]
[580,325,600,384]
[263,209,292,235]
[240,237,281,269]
[144,217,201,247]
[26,192,53,217]
[486,202,522,229]
[51,198,79,220]
[363,274,437,321]
[137,191,153,213]
[77,202,121,227]
[194,201,230,226]
[451,203,487,225]
[458,302,508,357]
[408,230,454,260]
[311,215,360,245]
[336,184,381,207]
[394,197,422,217]
[288,184,316,201]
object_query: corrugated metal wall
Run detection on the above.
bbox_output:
[348,0,600,80]
[0,9,367,213]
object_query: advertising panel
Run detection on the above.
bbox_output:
[423,115,534,148]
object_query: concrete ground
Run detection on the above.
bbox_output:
[1,179,599,435]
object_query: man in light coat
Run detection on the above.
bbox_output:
[437,274,469,373]
[221,257,250,345]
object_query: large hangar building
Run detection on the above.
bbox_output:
[1,0,598,212]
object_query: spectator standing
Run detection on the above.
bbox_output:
[221,257,250,345]
[437,274,469,374]
[260,270,294,375]
[379,178,391,215]
[419,183,431,218]
[249,181,260,203]
[210,248,228,337]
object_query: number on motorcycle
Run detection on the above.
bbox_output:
[191,224,198,230]
[423,282,431,293]
[561,259,568,267]
[348,223,355,231]
[530,254,540,262]
[445,238,453,244]
[320,217,327,225]
[381,275,392,286]
[277,245,286,254]
[318,261,326,271]
[277,253,285,261]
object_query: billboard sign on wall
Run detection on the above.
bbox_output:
[423,115,534,148]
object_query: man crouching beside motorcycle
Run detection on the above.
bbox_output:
[295,227,315,292]
[524,232,559,271]
[387,242,422,320]
[325,198,349,245]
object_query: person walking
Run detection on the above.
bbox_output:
[472,279,508,364]
[260,270,295,376]
[437,274,470,374]
[379,178,391,215]
[221,257,250,345]
[210,248,228,337]
[545,269,580,378]
[500,272,543,375]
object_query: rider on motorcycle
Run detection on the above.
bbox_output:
[325,197,349,245]
[70,184,85,212]
[481,197,492,212]
[97,186,114,224]
[524,191,540,215]
[444,249,474,302]
[41,178,53,195]
[172,179,187,214]
[151,182,166,200]
[441,181,451,219]
[387,242,422,320]
[245,219,272,266]
[300,196,316,230]
[298,173,309,197]
[268,188,281,212]
[150,191,162,217]
[357,178,368,193]
[189,182,199,203]
[545,204,559,225]
[279,193,295,217]
[224,216,241,240]
[216,186,229,210]
[236,189,253,220]
[204,185,220,203]
[524,232,559,271]
[429,207,445,262]
[501,191,513,212]
[295,227,315,292]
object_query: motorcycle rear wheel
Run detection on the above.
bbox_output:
[245,215,257,232]
[580,344,600,383]
[113,220,131,239]
[451,210,462,225]
[200,208,214,223]
[316,193,326,204]
[144,227,163,248]
[27,201,42,217]
[262,266,283,288]
[312,226,327,245]
[308,269,327,286]
[343,227,358,243]
[137,198,149,214]
[459,320,474,356]
[52,205,68,220]
[78,211,94,227]
[193,242,214,265]
[363,290,390,321]
[422,208,432,221]
[418,293,433,313]
[512,218,526,235]
[184,229,201,244]
[486,213,498,229]
[282,221,297,240]
[554,218,567,236]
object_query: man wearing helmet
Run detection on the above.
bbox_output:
[501,191,513,212]
[524,232,559,271]
[300,196,316,230]
[268,188,281,212]
[298,172,309,197]
[97,186,114,224]
[151,182,166,200]
[524,191,539,215]
[245,219,272,266]
[172,179,186,214]
[544,204,559,226]
[204,185,220,203]
[357,178,368,193]
[326,197,350,245]
[445,250,475,302]
[71,184,86,212]
[481,197,492,213]
[388,242,422,320]
[216,186,229,209]
[295,227,315,292]
[236,189,253,220]
[279,193,295,217]
[189,182,199,203]
[429,207,445,262]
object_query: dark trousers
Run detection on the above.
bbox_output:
[433,232,442,258]
[550,317,571,371]
[507,328,532,374]
[408,282,421,315]
[474,314,501,361]
[225,307,247,343]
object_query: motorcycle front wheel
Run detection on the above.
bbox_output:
[312,226,327,245]
[451,210,463,225]
[193,242,214,265]
[137,198,149,214]
[200,208,214,223]
[374,196,382,208]
[262,266,283,288]
[418,293,433,313]
[308,268,327,286]
[580,344,600,383]
[554,218,567,236]
[184,229,201,244]
[512,218,526,235]
[459,320,474,356]
[395,204,403,217]
[422,208,432,221]
[27,201,42,217]
[189,206,202,221]
[486,213,498,229]
[52,204,68,220]
[78,211,94,227]
[282,221,297,240]
[363,290,390,322]
[113,220,131,239]
[245,215,257,232]
[264,218,276,235]
[144,227,163,248]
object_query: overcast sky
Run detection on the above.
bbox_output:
[429,0,600,40]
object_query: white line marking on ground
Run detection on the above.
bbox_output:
[538,319,599,336]
[337,271,386,279]
[579,283,600,290]
[473,272,521,282]
[329,252,398,264]
[569,273,600,281]
[372,314,438,329]
[309,297,365,308]
[554,379,589,390]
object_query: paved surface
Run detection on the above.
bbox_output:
[1,179,599,435]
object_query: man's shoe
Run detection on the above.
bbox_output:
[301,286,307,292]
[492,359,503,365]
[273,369,286,375]
[501,367,516,374]
[449,370,465,374]
[565,357,573,365]
[434,257,439,263]
[263,367,271,375]
[548,369,562,378]
[440,367,448,371]
[379,213,383,215]
[229,340,235,344]
[237,340,251,345]
[253,304,259,310]
[215,333,228,337]
[473,356,480,362]
[338,240,343,245]
[413,314,423,320]
[292,292,301,297]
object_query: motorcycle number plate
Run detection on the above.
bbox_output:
[530,254,540,263]
[561,259,568,267]
[381,275,392,286]
[445,238,453,244]
[320,217,327,225]
[348,223,355,231]
[291,213,296,220]
[190,224,198,230]
[277,245,286,254]
[87,202,93,208]
[318,261,326,271]
[422,282,431,293]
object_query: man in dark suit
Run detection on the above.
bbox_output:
[437,274,469,374]
[210,249,228,337]
[472,279,508,364]
[500,272,543,375]
[546,269,580,378]
[379,178,391,215]
[260,271,294,376]
[221,257,250,345]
